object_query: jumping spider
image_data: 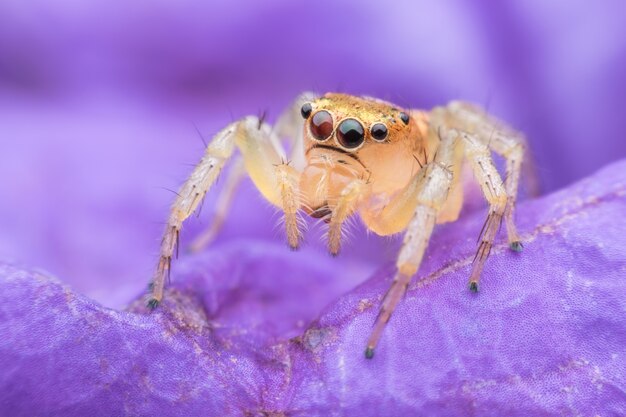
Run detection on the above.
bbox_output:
[148,93,526,359]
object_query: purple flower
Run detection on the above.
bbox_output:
[1,161,625,416]
[0,1,625,415]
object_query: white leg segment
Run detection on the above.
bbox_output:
[274,91,317,171]
[365,130,456,358]
[443,101,526,248]
[188,157,245,253]
[149,122,237,308]
[188,94,313,252]
[148,117,303,307]
[461,132,508,291]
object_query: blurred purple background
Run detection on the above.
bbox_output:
[0,0,625,307]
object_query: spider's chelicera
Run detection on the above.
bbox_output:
[148,92,527,359]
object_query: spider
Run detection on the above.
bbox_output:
[147,92,527,359]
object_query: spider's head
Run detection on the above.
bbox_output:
[300,93,426,194]
[301,93,419,153]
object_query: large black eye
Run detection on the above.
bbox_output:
[310,110,334,141]
[370,123,388,141]
[337,119,365,149]
[300,102,312,119]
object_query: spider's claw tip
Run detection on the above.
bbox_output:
[469,281,479,293]
[365,347,375,359]
[147,298,160,310]
[509,241,524,252]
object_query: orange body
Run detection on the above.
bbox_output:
[299,93,461,235]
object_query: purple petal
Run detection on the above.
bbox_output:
[1,160,625,416]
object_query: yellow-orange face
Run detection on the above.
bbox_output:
[301,93,421,152]
[300,93,427,198]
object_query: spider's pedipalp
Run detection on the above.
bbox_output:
[275,162,302,249]
[327,179,367,255]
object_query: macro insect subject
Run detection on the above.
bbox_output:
[147,92,527,358]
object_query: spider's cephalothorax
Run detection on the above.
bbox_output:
[148,92,527,359]
[300,94,425,220]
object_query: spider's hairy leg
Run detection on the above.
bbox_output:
[148,122,237,308]
[444,102,527,250]
[327,179,367,256]
[461,132,508,292]
[149,117,303,308]
[274,91,317,170]
[502,142,525,252]
[189,93,312,252]
[189,157,245,253]
[365,131,456,359]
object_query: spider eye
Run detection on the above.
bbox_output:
[300,102,312,119]
[370,123,388,141]
[399,112,410,125]
[337,119,365,149]
[310,110,334,141]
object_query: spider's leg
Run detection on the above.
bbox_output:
[189,93,314,252]
[188,157,245,252]
[442,102,527,249]
[275,91,316,171]
[501,140,525,251]
[365,131,457,358]
[327,179,368,255]
[149,122,237,308]
[149,117,303,308]
[461,132,509,291]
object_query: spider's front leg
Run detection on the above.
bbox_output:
[365,131,457,358]
[148,117,302,308]
[189,92,315,252]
